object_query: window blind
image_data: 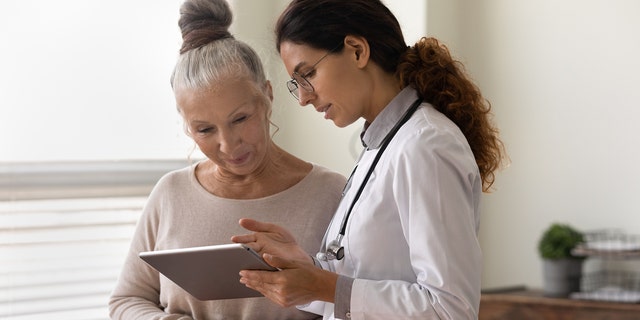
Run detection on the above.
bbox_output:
[0,160,189,319]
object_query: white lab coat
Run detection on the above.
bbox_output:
[302,87,482,319]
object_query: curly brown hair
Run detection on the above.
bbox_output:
[398,37,504,191]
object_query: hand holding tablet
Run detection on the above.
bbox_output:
[139,243,277,300]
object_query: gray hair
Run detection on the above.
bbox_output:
[170,0,267,91]
[170,37,267,91]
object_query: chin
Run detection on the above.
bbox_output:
[332,118,354,128]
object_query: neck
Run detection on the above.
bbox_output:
[363,71,402,123]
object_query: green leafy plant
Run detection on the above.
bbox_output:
[538,223,585,260]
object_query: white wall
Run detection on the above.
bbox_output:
[427,0,640,289]
[1,0,190,162]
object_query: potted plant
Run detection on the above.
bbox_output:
[538,223,585,297]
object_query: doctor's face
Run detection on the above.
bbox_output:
[175,78,273,177]
[280,41,366,128]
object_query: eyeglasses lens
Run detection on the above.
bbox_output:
[287,80,300,100]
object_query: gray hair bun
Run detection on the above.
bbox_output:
[178,0,233,54]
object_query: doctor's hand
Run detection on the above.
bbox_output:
[239,253,338,307]
[231,218,313,266]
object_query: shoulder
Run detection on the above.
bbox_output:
[393,103,477,169]
[154,163,193,187]
[147,163,195,199]
[398,103,470,149]
[293,164,347,199]
[414,103,465,137]
[308,164,348,186]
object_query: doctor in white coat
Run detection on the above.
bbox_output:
[232,0,506,319]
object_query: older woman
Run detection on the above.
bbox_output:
[108,0,346,319]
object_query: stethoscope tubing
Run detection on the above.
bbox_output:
[317,98,423,261]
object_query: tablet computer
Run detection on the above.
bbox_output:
[139,243,277,300]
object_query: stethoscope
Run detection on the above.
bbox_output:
[316,97,423,261]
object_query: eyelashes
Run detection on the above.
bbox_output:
[194,115,250,135]
[233,115,247,124]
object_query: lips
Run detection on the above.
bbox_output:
[227,152,250,166]
[316,104,331,119]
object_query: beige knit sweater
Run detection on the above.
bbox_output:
[109,163,346,320]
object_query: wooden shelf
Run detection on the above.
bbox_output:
[480,289,640,320]
[572,245,640,259]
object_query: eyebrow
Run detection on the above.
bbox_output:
[224,102,253,119]
[292,61,308,75]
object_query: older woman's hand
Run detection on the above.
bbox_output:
[231,218,314,266]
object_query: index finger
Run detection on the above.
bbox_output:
[238,218,284,234]
[230,219,279,245]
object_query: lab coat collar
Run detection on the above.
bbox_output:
[360,86,420,150]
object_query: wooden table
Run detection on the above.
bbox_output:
[479,288,640,320]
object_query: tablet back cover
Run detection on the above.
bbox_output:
[139,243,276,300]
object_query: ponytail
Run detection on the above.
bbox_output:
[398,37,505,192]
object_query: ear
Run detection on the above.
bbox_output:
[263,80,274,119]
[343,35,370,68]
[264,80,274,102]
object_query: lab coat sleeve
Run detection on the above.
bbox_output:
[348,127,482,319]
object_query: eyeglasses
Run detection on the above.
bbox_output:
[286,44,341,101]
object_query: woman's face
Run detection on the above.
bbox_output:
[279,41,369,127]
[175,78,272,177]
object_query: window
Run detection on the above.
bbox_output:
[0,160,189,319]
[1,0,190,163]
[2,1,190,318]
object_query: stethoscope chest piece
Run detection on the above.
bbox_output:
[317,236,345,261]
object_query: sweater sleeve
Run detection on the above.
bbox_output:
[108,179,194,320]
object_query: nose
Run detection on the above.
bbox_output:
[298,88,314,106]
[218,129,239,155]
